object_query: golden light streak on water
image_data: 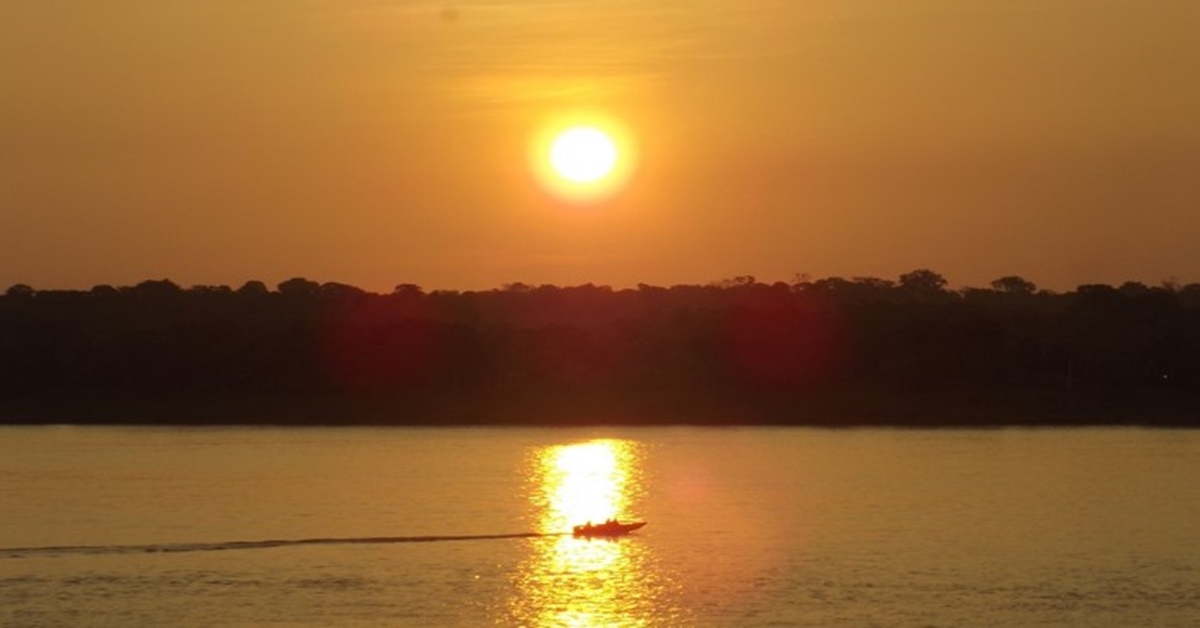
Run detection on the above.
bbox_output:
[544,440,631,532]
[507,439,678,626]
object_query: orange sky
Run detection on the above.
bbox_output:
[3,0,1198,292]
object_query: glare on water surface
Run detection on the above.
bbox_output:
[541,440,634,531]
[508,439,680,626]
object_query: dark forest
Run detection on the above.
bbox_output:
[3,270,1199,426]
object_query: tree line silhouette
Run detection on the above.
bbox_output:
[3,270,1199,425]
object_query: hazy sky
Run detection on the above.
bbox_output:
[4,0,1198,292]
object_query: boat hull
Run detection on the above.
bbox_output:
[572,521,646,538]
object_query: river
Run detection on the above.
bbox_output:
[2,425,1199,626]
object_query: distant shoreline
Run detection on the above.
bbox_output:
[4,387,1198,427]
[5,276,1199,427]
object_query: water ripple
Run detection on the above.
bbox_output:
[0,532,567,559]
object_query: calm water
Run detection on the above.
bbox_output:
[2,426,1199,626]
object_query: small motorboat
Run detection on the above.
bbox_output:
[572,519,647,538]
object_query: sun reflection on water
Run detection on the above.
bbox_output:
[540,440,635,533]
[506,439,681,626]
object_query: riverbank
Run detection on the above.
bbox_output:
[3,386,1198,427]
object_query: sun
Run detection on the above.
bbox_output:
[530,113,635,204]
[549,127,618,184]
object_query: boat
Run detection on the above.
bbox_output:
[572,519,647,538]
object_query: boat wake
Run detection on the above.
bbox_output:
[0,532,566,559]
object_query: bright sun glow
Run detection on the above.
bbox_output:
[530,113,636,204]
[549,127,618,184]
